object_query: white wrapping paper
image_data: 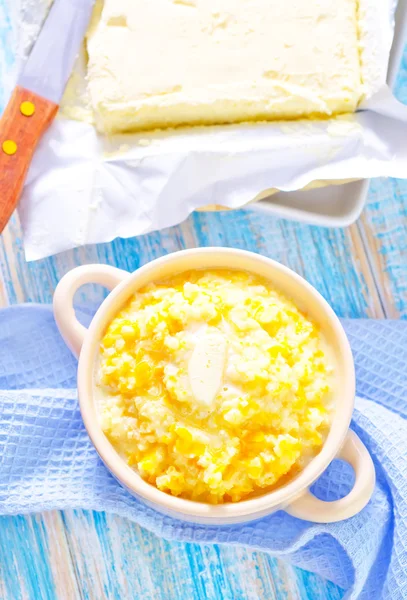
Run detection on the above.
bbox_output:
[8,0,407,260]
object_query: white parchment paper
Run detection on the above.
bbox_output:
[7,0,407,260]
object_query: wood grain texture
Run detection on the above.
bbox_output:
[0,0,405,594]
[356,56,407,320]
[0,86,58,232]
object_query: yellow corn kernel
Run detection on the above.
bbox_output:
[223,408,244,425]
[175,438,205,457]
[174,426,193,441]
[251,432,266,443]
[156,468,185,495]
[138,457,155,473]
[102,333,117,348]
[275,437,300,458]
[134,361,153,385]
[127,454,137,467]
[115,338,125,351]
[121,323,139,340]
[204,470,222,487]
[246,457,263,479]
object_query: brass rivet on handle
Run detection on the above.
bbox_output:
[2,140,17,155]
[20,101,36,117]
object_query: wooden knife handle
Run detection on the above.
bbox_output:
[0,85,58,233]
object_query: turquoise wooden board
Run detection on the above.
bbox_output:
[357,50,407,320]
[0,1,406,597]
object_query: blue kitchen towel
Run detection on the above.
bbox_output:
[0,305,406,599]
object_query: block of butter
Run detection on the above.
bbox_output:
[86,0,363,134]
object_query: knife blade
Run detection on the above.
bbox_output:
[0,0,95,234]
[19,0,95,104]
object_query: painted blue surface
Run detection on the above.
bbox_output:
[0,1,15,108]
[0,2,406,597]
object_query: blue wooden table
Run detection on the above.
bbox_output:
[0,5,406,596]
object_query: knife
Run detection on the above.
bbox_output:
[0,0,95,234]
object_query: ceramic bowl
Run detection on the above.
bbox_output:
[53,248,375,524]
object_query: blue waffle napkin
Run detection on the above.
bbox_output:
[0,304,406,599]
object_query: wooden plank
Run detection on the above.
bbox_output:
[358,178,407,319]
[0,210,384,318]
[0,512,79,600]
[60,509,344,600]
[60,509,299,600]
[356,53,407,319]
[0,216,26,304]
[186,211,383,318]
[0,267,7,306]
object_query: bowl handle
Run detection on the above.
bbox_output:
[53,264,129,358]
[285,430,375,523]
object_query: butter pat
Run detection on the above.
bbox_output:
[86,0,363,134]
[189,329,227,408]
